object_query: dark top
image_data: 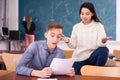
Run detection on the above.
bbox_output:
[22,21,36,35]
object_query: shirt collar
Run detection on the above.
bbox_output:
[43,40,58,53]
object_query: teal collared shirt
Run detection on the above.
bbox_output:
[16,41,65,76]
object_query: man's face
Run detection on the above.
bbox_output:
[45,28,62,51]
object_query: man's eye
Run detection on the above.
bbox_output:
[51,35,54,37]
[57,36,61,39]
[57,35,62,39]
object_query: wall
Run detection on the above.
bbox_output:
[0,0,4,36]
[19,0,116,40]
[116,0,120,41]
[0,0,19,51]
[6,0,18,30]
[0,0,18,35]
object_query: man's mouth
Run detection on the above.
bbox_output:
[52,43,57,45]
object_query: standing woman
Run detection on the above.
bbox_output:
[62,2,111,75]
[22,16,36,48]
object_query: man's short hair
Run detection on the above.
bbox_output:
[46,22,63,31]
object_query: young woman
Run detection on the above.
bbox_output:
[22,16,36,48]
[62,2,111,75]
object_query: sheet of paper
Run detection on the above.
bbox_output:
[37,78,57,80]
[50,58,75,75]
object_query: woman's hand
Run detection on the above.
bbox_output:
[61,34,70,43]
[23,16,26,21]
[66,68,75,76]
[102,36,112,43]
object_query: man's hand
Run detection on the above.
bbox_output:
[66,68,75,76]
[31,67,53,78]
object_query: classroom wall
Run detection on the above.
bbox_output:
[0,0,4,36]
[6,0,18,30]
[0,0,18,38]
[116,0,120,41]
[19,0,116,40]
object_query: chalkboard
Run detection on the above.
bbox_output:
[19,0,116,40]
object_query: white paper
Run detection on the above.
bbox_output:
[50,58,75,75]
[37,78,57,80]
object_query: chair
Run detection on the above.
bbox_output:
[105,49,120,67]
[64,50,73,58]
[0,54,5,70]
[81,65,120,77]
[113,50,120,60]
[105,59,120,67]
[2,52,23,71]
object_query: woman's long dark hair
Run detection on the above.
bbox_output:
[27,16,32,30]
[79,2,101,22]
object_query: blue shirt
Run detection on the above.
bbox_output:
[16,41,65,76]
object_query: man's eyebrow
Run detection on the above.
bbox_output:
[58,34,62,36]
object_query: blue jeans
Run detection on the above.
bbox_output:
[73,47,109,75]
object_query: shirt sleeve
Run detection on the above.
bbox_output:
[96,23,107,46]
[67,24,78,49]
[22,21,27,29]
[16,42,36,76]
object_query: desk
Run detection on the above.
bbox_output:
[0,70,120,80]
[0,40,10,51]
[0,40,21,52]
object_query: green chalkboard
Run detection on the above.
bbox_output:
[19,0,116,40]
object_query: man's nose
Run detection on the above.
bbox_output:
[53,37,59,42]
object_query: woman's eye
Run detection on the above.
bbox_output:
[86,13,90,15]
[81,13,84,15]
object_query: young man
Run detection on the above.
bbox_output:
[16,22,75,78]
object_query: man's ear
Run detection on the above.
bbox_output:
[44,32,47,38]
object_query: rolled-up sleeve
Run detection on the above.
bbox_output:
[16,42,36,76]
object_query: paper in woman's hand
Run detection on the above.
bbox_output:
[50,58,75,75]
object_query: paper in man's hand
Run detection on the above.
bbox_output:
[50,58,75,75]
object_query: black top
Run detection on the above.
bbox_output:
[22,21,36,35]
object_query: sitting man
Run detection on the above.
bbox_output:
[16,22,75,78]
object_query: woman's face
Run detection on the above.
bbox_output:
[80,8,94,24]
